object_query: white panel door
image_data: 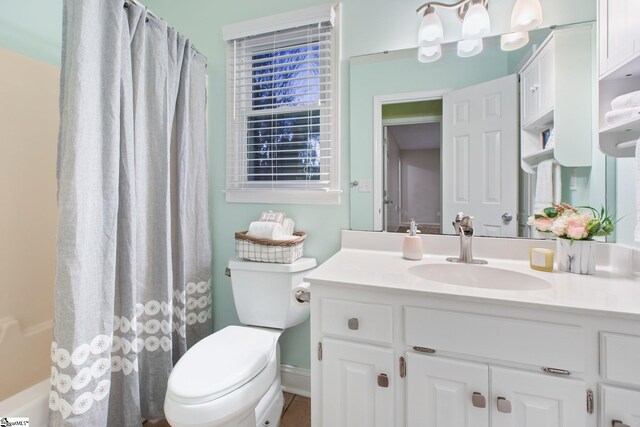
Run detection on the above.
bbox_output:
[599,0,640,76]
[406,354,489,427]
[442,75,519,237]
[520,62,540,125]
[321,338,395,427]
[491,367,586,427]
[601,385,640,427]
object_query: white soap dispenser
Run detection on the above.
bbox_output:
[403,219,423,260]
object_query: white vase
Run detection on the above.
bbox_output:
[556,238,597,275]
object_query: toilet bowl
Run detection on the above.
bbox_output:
[165,258,316,427]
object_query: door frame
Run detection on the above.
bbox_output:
[373,89,450,231]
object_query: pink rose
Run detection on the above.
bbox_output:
[533,217,554,232]
[565,217,589,240]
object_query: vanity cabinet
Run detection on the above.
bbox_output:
[600,386,640,427]
[519,25,593,171]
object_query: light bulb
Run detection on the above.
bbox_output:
[501,31,529,51]
[457,39,483,58]
[418,7,444,47]
[418,45,442,63]
[511,0,543,32]
[461,1,490,39]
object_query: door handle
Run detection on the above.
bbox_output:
[377,373,389,388]
[347,318,359,330]
[501,212,513,223]
[497,396,512,413]
[471,392,486,408]
[612,421,630,427]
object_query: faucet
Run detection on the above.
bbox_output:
[446,212,487,264]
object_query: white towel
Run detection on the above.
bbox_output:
[612,90,640,110]
[534,159,554,213]
[604,106,640,126]
[282,218,295,235]
[248,221,285,239]
[553,162,562,204]
[635,138,640,242]
[259,211,285,223]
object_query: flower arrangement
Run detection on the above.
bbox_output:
[527,203,616,241]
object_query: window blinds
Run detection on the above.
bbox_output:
[226,9,338,197]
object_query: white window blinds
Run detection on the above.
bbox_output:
[225,5,340,204]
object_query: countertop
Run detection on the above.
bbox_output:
[305,231,640,319]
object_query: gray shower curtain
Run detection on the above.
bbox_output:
[49,1,211,425]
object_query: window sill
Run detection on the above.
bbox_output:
[225,189,342,205]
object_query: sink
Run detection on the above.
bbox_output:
[408,263,551,291]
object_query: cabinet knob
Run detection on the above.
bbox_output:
[377,373,389,388]
[612,421,630,427]
[497,396,512,413]
[471,392,486,408]
[347,317,359,330]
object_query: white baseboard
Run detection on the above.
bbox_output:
[280,364,311,398]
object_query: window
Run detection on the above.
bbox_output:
[224,5,340,204]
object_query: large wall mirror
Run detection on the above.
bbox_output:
[349,18,611,240]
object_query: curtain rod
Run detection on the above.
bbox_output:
[124,0,207,62]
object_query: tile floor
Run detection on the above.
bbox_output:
[145,392,310,427]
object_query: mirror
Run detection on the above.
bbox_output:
[350,22,608,239]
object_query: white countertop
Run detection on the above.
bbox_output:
[306,231,640,319]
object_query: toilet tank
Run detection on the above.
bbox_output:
[227,258,317,329]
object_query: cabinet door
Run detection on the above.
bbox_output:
[599,0,640,76]
[406,354,489,427]
[321,338,394,427]
[520,61,540,126]
[537,40,555,116]
[491,367,586,427]
[601,385,640,427]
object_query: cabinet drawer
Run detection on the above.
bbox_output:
[600,385,640,427]
[321,298,393,344]
[601,332,640,388]
[404,307,585,372]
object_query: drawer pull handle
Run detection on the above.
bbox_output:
[612,421,630,427]
[347,318,359,330]
[542,367,570,376]
[497,397,512,414]
[413,346,436,354]
[377,373,389,388]
[471,392,486,408]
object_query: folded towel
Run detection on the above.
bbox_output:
[259,210,284,224]
[636,138,640,242]
[612,90,640,110]
[282,218,295,236]
[534,159,554,213]
[604,106,640,126]
[248,221,285,240]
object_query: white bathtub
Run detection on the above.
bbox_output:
[0,380,50,427]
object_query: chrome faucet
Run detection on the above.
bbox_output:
[446,212,487,264]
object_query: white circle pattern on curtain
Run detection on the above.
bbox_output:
[49,278,211,419]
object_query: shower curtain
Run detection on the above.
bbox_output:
[49,1,211,425]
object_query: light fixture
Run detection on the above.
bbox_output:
[418,45,442,63]
[500,31,529,51]
[457,38,483,57]
[461,0,490,39]
[510,0,543,32]
[418,6,444,47]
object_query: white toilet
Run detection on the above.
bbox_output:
[164,257,316,427]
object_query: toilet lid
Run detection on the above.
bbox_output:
[167,326,277,404]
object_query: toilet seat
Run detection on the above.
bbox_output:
[166,326,277,405]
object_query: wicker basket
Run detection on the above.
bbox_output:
[235,231,306,264]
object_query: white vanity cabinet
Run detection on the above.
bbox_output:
[598,0,640,79]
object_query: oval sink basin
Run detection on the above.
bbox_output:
[408,263,551,291]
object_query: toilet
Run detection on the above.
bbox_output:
[164,257,317,427]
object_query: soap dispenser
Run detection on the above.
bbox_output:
[403,219,423,260]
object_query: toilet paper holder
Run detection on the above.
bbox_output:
[294,289,311,303]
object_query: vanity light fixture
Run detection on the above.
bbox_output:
[416,0,489,61]
[510,0,543,32]
[500,31,529,51]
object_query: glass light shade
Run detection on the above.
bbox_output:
[500,31,529,51]
[418,45,442,63]
[461,2,490,39]
[418,10,444,47]
[457,38,483,58]
[511,0,543,32]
